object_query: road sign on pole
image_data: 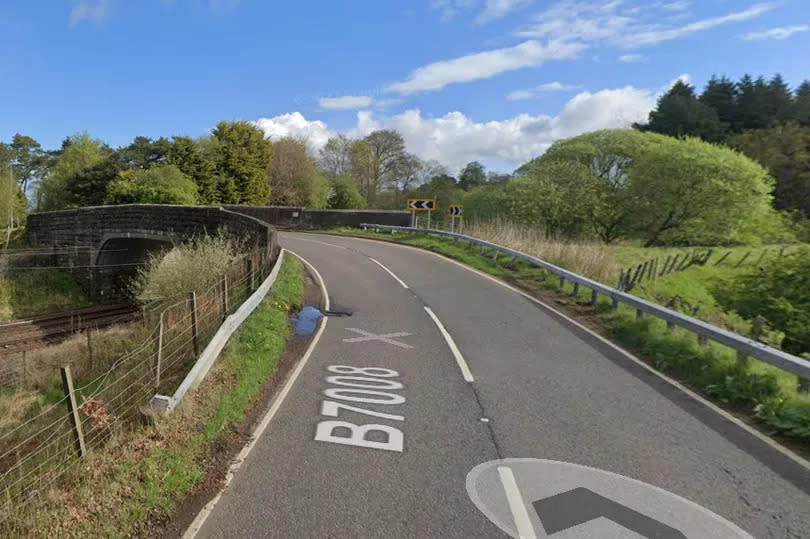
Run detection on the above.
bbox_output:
[449,205,463,217]
[406,199,436,211]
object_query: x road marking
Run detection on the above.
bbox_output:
[342,328,414,349]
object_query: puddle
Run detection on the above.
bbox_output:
[290,305,351,336]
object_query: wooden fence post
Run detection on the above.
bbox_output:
[617,269,625,290]
[21,350,27,385]
[61,366,86,458]
[248,258,255,291]
[189,292,199,357]
[154,313,164,389]
[221,275,229,320]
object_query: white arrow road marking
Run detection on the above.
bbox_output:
[342,328,414,349]
[497,466,539,539]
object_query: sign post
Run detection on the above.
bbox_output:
[406,199,436,229]
[449,204,463,234]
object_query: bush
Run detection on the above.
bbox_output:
[713,248,810,356]
[106,164,198,205]
[328,174,366,209]
[133,232,242,302]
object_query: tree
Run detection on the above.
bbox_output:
[106,164,198,205]
[637,81,726,142]
[119,136,171,170]
[732,123,810,217]
[267,138,329,208]
[699,76,739,133]
[64,156,124,207]
[737,75,772,131]
[629,135,776,246]
[795,81,810,126]
[389,153,423,206]
[8,134,46,195]
[210,121,272,204]
[358,130,406,203]
[458,161,487,190]
[168,136,218,203]
[37,133,107,211]
[319,135,353,180]
[328,174,366,209]
[529,129,655,243]
[767,74,795,124]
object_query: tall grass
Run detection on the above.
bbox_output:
[133,233,244,303]
[464,219,621,283]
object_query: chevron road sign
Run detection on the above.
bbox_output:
[406,199,436,211]
[449,205,463,217]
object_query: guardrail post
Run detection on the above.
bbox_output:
[154,312,164,388]
[698,334,708,346]
[611,296,619,310]
[736,350,750,369]
[636,309,644,320]
[478,244,484,255]
[189,292,199,357]
[492,250,498,262]
[590,289,598,306]
[572,282,579,298]
[799,376,810,394]
[61,366,86,458]
[666,320,675,332]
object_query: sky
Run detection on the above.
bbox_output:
[1,0,809,173]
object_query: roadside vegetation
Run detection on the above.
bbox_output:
[0,268,90,320]
[2,256,304,537]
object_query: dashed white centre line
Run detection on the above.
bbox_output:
[369,257,410,289]
[424,306,474,382]
[497,466,538,539]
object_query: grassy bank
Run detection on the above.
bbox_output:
[327,228,810,445]
[0,269,91,320]
[4,256,305,537]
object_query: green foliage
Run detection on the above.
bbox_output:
[638,81,725,142]
[732,123,810,217]
[713,248,810,356]
[36,133,107,211]
[458,161,487,190]
[0,269,91,320]
[210,121,272,204]
[64,156,123,207]
[168,136,219,203]
[105,164,198,205]
[328,174,366,209]
[267,138,329,208]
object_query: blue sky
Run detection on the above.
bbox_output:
[1,0,809,172]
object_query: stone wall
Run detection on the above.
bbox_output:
[224,206,410,229]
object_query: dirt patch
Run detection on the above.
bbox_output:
[154,266,323,538]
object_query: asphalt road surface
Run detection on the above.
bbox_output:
[193,232,810,539]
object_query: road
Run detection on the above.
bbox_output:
[193,232,810,538]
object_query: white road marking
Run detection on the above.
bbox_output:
[369,257,409,288]
[342,328,414,349]
[497,465,538,539]
[307,233,810,473]
[285,234,349,250]
[182,249,330,539]
[424,306,474,383]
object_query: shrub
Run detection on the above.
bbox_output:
[106,164,198,205]
[133,232,242,303]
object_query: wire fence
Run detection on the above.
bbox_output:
[0,246,274,524]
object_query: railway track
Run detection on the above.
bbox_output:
[0,304,139,356]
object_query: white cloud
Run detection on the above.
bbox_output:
[507,81,581,100]
[253,80,670,172]
[69,0,110,25]
[318,96,373,110]
[618,3,777,48]
[430,0,477,20]
[252,112,333,150]
[618,53,643,62]
[742,25,809,41]
[477,0,533,24]
[518,0,776,49]
[387,39,585,95]
[660,1,690,12]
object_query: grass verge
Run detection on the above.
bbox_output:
[3,255,305,537]
[323,228,810,447]
[0,269,91,320]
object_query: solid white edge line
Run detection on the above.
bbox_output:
[369,257,410,289]
[307,233,810,473]
[424,306,474,382]
[182,248,330,539]
[497,466,538,539]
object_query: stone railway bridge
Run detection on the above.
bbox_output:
[25,204,408,300]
